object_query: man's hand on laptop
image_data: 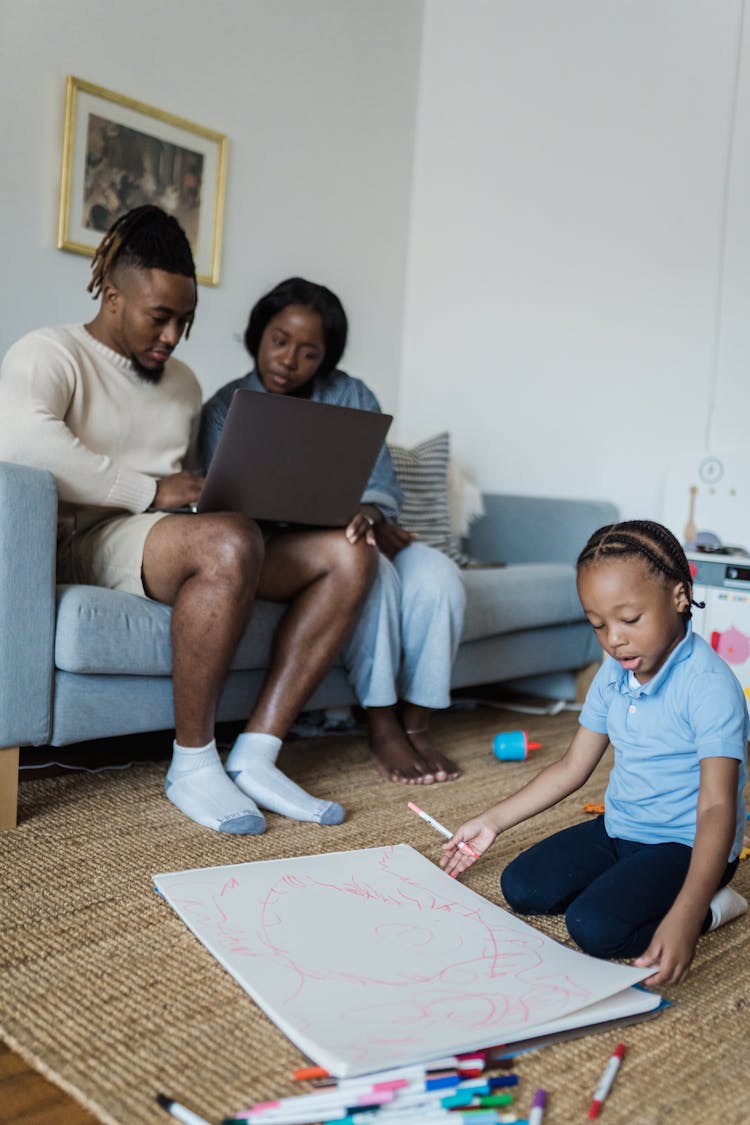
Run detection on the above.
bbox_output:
[152,471,205,512]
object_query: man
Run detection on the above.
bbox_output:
[0,205,377,834]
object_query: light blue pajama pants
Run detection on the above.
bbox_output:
[342,542,466,710]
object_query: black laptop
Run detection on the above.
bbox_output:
[197,389,393,526]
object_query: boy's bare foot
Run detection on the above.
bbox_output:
[366,707,460,784]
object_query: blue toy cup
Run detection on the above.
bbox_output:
[493,730,541,761]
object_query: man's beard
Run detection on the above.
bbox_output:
[131,355,165,384]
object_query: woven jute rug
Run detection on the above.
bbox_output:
[1,705,748,1124]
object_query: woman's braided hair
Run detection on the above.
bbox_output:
[87,205,197,334]
[577,520,702,620]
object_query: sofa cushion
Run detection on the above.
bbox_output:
[56,562,586,676]
[388,432,468,564]
[54,585,299,676]
[460,563,585,643]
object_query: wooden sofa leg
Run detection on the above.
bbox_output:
[0,746,20,830]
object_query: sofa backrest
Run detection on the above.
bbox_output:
[467,493,619,566]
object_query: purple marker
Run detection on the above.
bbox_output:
[529,1087,546,1125]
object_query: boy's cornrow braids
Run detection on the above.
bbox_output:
[86,204,197,332]
[577,519,701,620]
[577,524,670,576]
[646,520,705,615]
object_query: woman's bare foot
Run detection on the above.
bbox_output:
[404,726,459,781]
[365,706,460,784]
[401,701,459,782]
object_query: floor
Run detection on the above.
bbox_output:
[0,1040,96,1124]
[3,692,576,1124]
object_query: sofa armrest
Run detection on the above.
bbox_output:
[467,493,620,566]
[0,461,57,745]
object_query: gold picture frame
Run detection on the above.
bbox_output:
[57,76,228,286]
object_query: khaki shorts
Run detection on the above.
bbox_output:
[61,511,169,598]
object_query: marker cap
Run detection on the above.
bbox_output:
[293,1065,330,1081]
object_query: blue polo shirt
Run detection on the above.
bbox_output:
[579,622,749,860]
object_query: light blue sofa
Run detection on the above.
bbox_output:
[0,459,617,828]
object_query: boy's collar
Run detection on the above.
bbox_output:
[606,619,694,697]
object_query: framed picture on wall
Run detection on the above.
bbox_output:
[57,75,228,286]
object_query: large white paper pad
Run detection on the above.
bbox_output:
[154,844,656,1076]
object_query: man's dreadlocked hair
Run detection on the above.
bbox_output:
[87,205,197,333]
[577,520,703,621]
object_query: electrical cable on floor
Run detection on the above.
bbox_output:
[19,760,136,772]
[451,695,582,715]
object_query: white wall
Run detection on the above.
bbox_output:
[4,0,749,539]
[399,0,750,533]
[0,0,423,409]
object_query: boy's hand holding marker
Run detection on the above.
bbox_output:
[407,802,485,874]
[440,814,499,877]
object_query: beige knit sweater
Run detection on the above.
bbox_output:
[0,324,202,526]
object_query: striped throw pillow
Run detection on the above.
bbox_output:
[388,432,469,565]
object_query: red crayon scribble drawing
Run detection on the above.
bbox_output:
[155,845,649,1073]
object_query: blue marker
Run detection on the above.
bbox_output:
[425,1072,462,1090]
[489,1074,519,1088]
[441,1090,480,1107]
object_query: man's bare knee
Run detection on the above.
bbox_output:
[198,512,264,586]
[144,512,263,604]
[145,512,265,603]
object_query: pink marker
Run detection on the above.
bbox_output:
[407,802,481,858]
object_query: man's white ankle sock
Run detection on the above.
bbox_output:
[166,739,266,834]
[226,732,345,825]
[708,886,748,931]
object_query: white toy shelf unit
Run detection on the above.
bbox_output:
[688,552,750,713]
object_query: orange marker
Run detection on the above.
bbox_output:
[292,1065,330,1081]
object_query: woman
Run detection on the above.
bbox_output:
[201,278,465,784]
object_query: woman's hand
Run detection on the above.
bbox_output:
[440,815,499,879]
[345,505,382,547]
[374,522,415,559]
[345,506,416,558]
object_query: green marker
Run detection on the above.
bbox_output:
[443,1090,514,1108]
